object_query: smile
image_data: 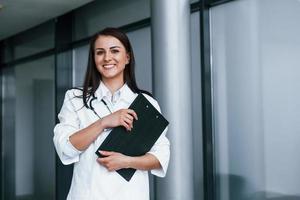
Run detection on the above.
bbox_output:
[103,64,115,69]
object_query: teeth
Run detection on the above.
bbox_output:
[103,64,115,69]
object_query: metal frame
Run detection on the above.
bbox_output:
[0,40,2,200]
[200,0,236,200]
[0,39,16,200]
[0,67,16,200]
[208,0,238,7]
[200,1,215,199]
[54,12,74,200]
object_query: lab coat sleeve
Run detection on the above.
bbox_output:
[143,94,170,177]
[53,90,83,165]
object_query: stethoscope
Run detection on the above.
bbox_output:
[88,93,113,119]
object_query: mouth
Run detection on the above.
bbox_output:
[103,64,115,69]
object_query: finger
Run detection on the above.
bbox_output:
[123,118,133,129]
[99,150,114,156]
[97,157,106,165]
[127,109,138,120]
[123,116,133,125]
[108,166,115,172]
[121,121,131,131]
[125,113,134,121]
[96,158,101,164]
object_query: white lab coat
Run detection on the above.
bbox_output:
[53,82,170,200]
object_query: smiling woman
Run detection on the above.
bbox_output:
[94,35,129,88]
[53,27,170,200]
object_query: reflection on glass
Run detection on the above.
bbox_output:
[13,22,55,61]
[72,44,89,87]
[2,67,16,200]
[211,0,300,200]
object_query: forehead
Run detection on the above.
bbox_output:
[94,35,125,49]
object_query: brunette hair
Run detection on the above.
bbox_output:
[79,27,151,108]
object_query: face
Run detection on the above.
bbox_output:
[94,35,130,84]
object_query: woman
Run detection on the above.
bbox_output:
[53,27,170,200]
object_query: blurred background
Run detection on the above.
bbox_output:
[1,0,300,200]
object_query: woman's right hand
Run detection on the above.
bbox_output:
[101,109,138,131]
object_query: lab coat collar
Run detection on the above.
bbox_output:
[95,81,136,104]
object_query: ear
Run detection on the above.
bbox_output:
[126,53,130,64]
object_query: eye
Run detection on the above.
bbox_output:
[95,50,104,56]
[111,49,119,54]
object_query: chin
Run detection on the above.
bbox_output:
[102,72,124,80]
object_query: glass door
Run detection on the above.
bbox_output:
[211,0,300,199]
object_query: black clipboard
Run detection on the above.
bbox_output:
[95,93,169,181]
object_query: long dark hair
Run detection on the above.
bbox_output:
[79,27,151,108]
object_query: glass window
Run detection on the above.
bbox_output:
[127,27,152,92]
[2,56,55,200]
[12,21,55,61]
[73,0,150,40]
[211,0,300,199]
[72,44,89,87]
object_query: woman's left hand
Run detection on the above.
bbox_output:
[97,150,131,171]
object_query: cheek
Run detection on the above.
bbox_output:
[94,56,102,65]
[94,55,98,63]
[121,55,129,64]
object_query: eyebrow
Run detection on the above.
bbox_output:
[95,46,121,51]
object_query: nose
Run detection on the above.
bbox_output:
[104,52,112,62]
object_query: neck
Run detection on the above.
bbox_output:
[102,78,125,94]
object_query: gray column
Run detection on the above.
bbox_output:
[151,0,193,199]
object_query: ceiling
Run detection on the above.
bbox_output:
[0,0,94,41]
